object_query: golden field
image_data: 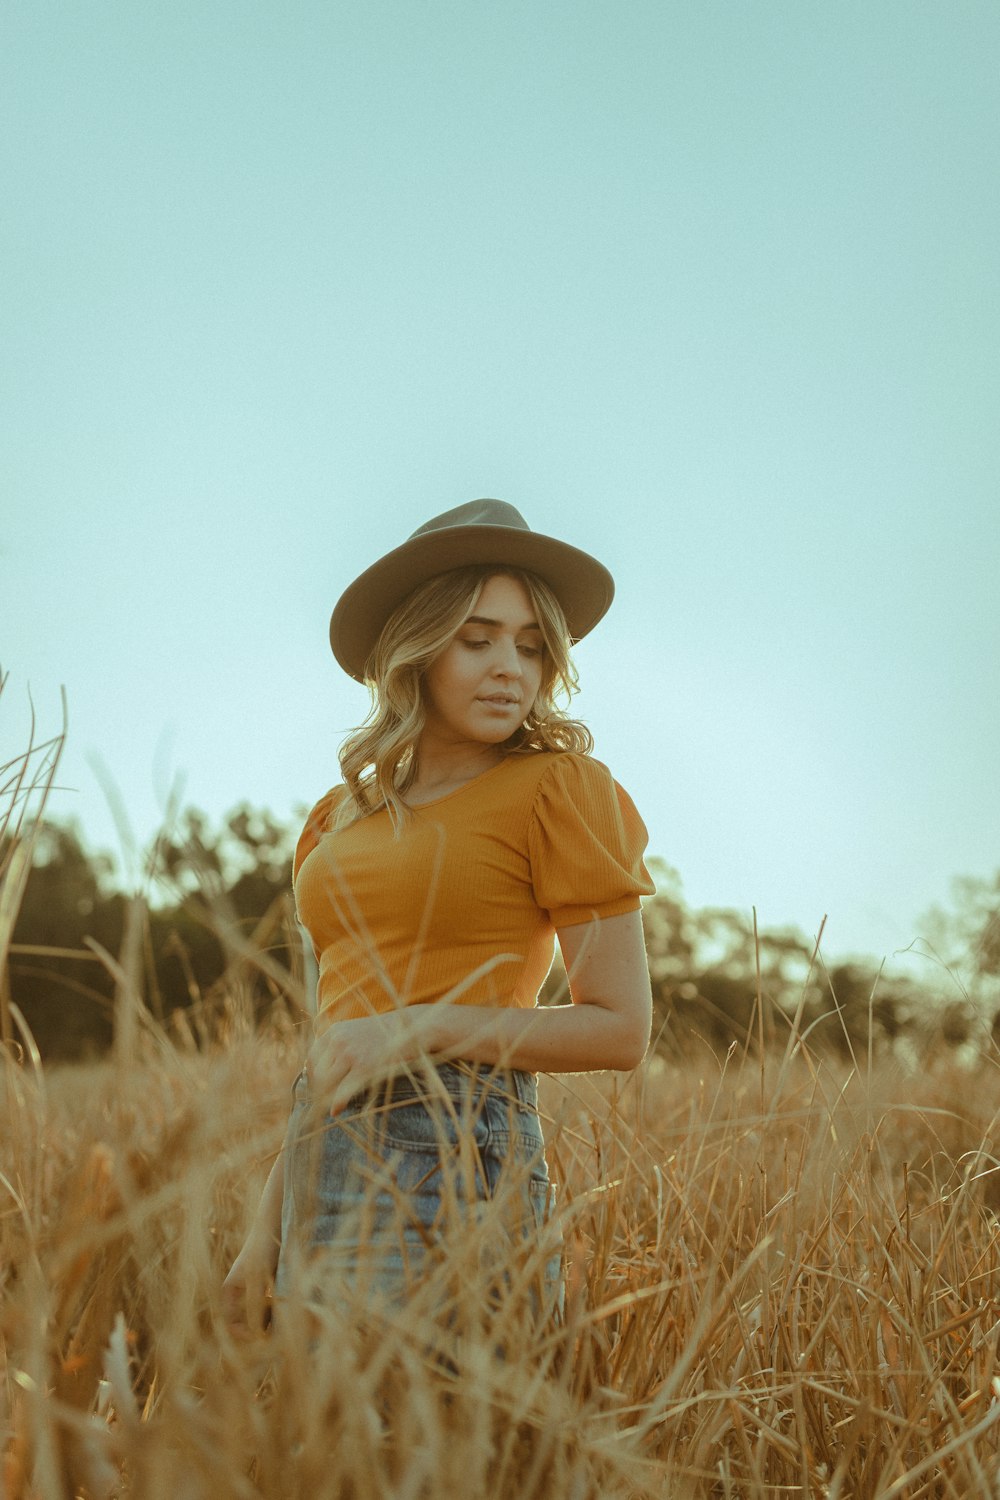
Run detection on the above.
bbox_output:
[3,1003,1000,1500]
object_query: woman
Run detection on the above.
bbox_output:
[222,499,654,1334]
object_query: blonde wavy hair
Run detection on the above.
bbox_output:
[333,566,593,833]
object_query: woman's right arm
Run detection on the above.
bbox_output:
[221,1149,285,1337]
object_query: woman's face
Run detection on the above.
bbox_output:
[421,574,545,748]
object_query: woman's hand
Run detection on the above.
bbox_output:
[222,1231,280,1340]
[307,1010,435,1115]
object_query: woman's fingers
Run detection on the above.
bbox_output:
[222,1263,273,1338]
[309,1013,422,1116]
[328,1073,360,1117]
[221,1277,251,1339]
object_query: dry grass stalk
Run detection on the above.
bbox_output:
[1,680,67,1054]
[3,1024,1000,1498]
[4,699,1000,1494]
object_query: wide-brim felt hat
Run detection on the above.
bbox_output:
[329,498,615,681]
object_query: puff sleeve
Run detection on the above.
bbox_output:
[528,754,655,927]
[293,787,343,882]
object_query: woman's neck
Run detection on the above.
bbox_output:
[407,738,506,796]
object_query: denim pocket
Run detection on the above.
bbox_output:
[377,1090,489,1156]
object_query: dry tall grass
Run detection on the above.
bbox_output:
[4,700,1000,1496]
[3,1014,1000,1499]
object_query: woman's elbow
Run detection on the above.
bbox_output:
[608,1014,651,1071]
[574,985,652,1071]
[614,1039,649,1072]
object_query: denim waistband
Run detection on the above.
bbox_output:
[379,1059,536,1107]
[302,1058,537,1115]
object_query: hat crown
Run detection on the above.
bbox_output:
[410,498,529,540]
[330,497,614,680]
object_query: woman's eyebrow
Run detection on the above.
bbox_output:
[464,615,542,631]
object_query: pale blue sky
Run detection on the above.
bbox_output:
[3,2,998,967]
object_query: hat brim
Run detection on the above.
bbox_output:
[330,525,614,681]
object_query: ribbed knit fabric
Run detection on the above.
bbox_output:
[294,751,654,1024]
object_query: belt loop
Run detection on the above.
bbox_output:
[512,1068,536,1109]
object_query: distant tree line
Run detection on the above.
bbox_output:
[4,808,299,1059]
[3,808,998,1064]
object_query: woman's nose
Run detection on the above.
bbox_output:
[492,639,522,676]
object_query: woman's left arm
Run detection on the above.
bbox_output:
[310,910,652,1111]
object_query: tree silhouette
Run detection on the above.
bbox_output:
[6,822,123,1057]
[7,806,299,1058]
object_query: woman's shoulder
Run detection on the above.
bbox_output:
[293,785,348,878]
[514,748,619,794]
[306,783,349,828]
[500,749,636,821]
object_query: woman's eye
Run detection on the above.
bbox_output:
[519,646,541,658]
[463,639,490,650]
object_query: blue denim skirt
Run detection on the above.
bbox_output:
[274,1060,562,1315]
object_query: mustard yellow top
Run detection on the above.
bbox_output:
[293,750,655,1025]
